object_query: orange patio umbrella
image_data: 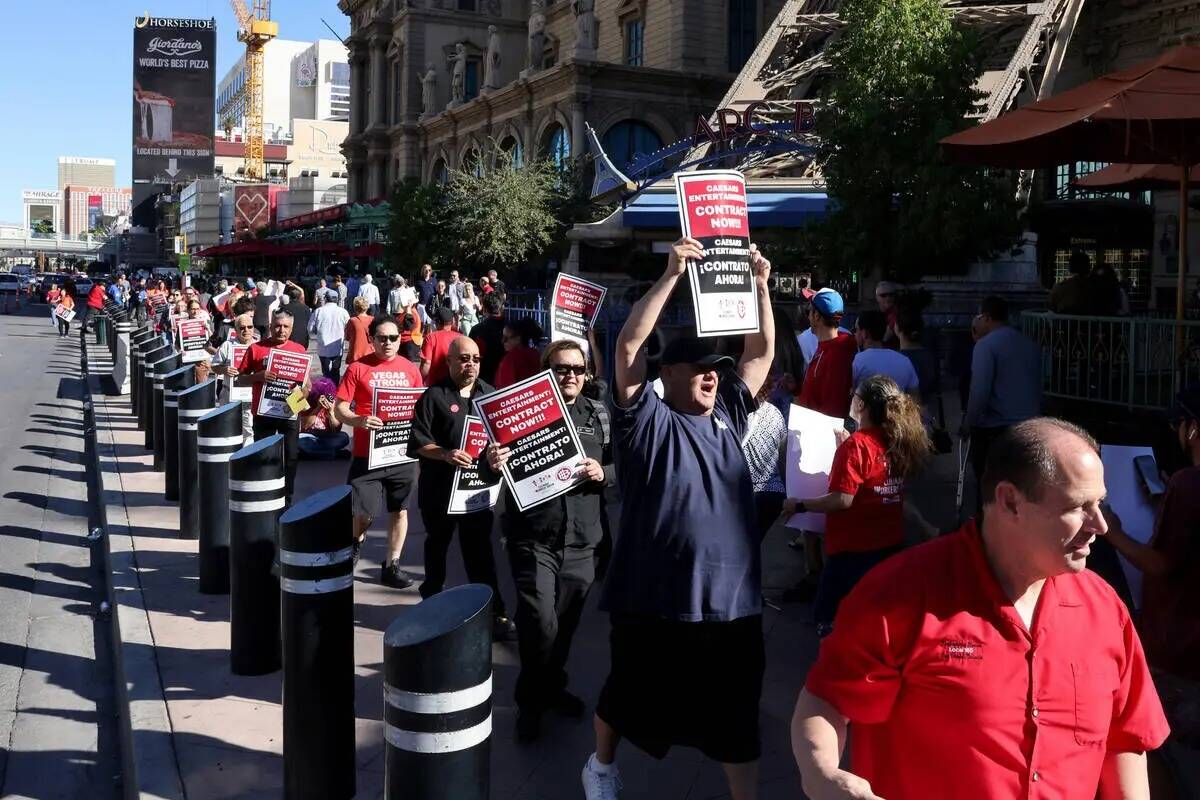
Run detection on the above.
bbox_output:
[1073,162,1200,192]
[941,45,1200,321]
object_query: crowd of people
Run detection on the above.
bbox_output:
[71,242,1197,799]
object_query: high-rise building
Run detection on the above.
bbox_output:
[62,186,132,235]
[57,157,116,191]
[217,38,350,144]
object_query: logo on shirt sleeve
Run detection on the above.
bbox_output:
[940,637,984,662]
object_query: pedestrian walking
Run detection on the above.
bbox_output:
[471,292,507,385]
[793,418,1169,799]
[310,291,350,381]
[358,273,380,318]
[211,312,258,442]
[419,307,461,386]
[851,309,920,397]
[54,290,75,337]
[343,297,374,367]
[797,288,856,419]
[581,237,773,800]
[494,318,543,389]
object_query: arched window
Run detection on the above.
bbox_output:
[544,125,570,170]
[431,158,449,185]
[463,147,483,178]
[601,120,663,171]
[728,0,757,72]
[499,136,524,169]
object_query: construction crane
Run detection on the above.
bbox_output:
[229,0,278,181]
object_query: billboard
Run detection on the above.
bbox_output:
[87,194,103,230]
[234,184,271,240]
[132,15,216,213]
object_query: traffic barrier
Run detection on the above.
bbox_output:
[162,365,195,501]
[383,584,493,800]
[130,330,159,423]
[150,351,181,467]
[229,434,285,675]
[280,485,356,800]
[177,379,216,540]
[142,344,174,448]
[95,309,108,346]
[113,319,134,395]
[197,402,244,595]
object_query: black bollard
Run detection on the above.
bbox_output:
[131,331,158,423]
[162,365,195,501]
[113,319,134,394]
[383,584,494,800]
[142,342,173,442]
[177,379,216,540]
[229,434,286,675]
[197,402,245,595]
[280,485,356,800]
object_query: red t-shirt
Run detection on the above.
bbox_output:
[420,329,463,387]
[825,428,903,555]
[87,284,106,309]
[494,346,542,389]
[344,315,373,364]
[805,522,1170,800]
[798,332,856,418]
[335,353,423,457]
[236,339,308,417]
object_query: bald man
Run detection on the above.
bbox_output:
[408,336,514,639]
[792,418,1169,800]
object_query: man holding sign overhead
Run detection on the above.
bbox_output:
[236,309,311,503]
[581,233,773,800]
[335,317,424,588]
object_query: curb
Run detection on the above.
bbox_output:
[82,331,187,800]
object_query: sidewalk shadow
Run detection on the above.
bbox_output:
[0,524,92,550]
[3,492,90,518]
[19,445,87,467]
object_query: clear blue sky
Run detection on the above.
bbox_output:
[0,0,348,223]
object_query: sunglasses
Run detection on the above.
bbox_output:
[237,324,255,330]
[375,334,400,343]
[552,365,587,377]
[456,355,482,364]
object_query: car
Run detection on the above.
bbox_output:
[74,279,94,295]
[0,275,21,292]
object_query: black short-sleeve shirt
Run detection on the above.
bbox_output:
[408,378,495,513]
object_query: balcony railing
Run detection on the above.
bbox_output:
[1022,311,1200,410]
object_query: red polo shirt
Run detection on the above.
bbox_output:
[335,353,423,458]
[806,521,1169,800]
[236,339,308,417]
[798,332,856,419]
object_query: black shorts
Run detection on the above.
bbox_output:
[595,613,764,764]
[347,457,416,519]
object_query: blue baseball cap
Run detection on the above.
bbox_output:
[811,288,844,317]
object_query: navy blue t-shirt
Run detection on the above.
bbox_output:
[601,375,760,622]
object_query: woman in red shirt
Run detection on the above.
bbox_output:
[343,296,374,367]
[783,374,930,635]
[493,318,543,388]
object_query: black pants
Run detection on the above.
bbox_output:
[970,426,1008,511]
[813,545,902,629]
[419,507,506,617]
[319,355,342,382]
[252,415,299,502]
[507,539,596,711]
[56,317,70,336]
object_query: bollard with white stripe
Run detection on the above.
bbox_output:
[146,346,178,456]
[162,365,195,501]
[383,583,493,800]
[229,434,286,675]
[280,485,356,800]
[113,317,134,395]
[131,327,157,417]
[177,379,216,540]
[136,337,168,431]
[196,402,244,594]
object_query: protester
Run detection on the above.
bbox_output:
[309,290,350,381]
[783,375,930,636]
[284,284,310,349]
[419,307,461,386]
[236,309,310,503]
[963,295,1042,505]
[427,279,452,320]
[298,377,349,460]
[796,288,856,419]
[874,280,903,344]
[792,418,1169,799]
[334,274,349,310]
[385,275,406,318]
[346,272,361,308]
[485,339,612,740]
[408,336,514,637]
[54,288,75,337]
[211,312,258,442]
[335,317,425,587]
[344,296,374,367]
[44,282,63,329]
[85,280,106,330]
[479,276,494,295]
[581,237,773,800]
[743,374,788,537]
[458,282,481,335]
[397,294,423,363]
[896,309,937,419]
[446,269,465,312]
[851,309,919,397]
[251,281,276,338]
[358,273,381,318]
[766,307,805,415]
[488,268,506,296]
[472,291,507,384]
[1049,251,1092,314]
[494,318,543,389]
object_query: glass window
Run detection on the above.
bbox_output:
[602,120,663,171]
[728,0,757,72]
[330,61,350,87]
[500,136,524,169]
[625,18,644,67]
[432,158,449,185]
[546,126,570,169]
[465,60,480,102]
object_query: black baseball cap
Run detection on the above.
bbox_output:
[436,307,455,325]
[660,336,736,369]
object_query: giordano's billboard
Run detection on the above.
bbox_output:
[131,15,216,214]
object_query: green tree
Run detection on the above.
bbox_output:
[385,178,450,269]
[813,0,1022,282]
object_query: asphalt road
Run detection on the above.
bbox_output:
[0,306,121,799]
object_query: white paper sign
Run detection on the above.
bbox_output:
[1099,444,1157,608]
[784,404,846,533]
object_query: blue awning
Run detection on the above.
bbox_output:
[622,189,829,230]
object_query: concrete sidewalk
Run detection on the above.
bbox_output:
[85,338,967,800]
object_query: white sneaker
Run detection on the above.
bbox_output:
[581,754,622,799]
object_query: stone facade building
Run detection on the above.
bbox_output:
[337,0,787,202]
